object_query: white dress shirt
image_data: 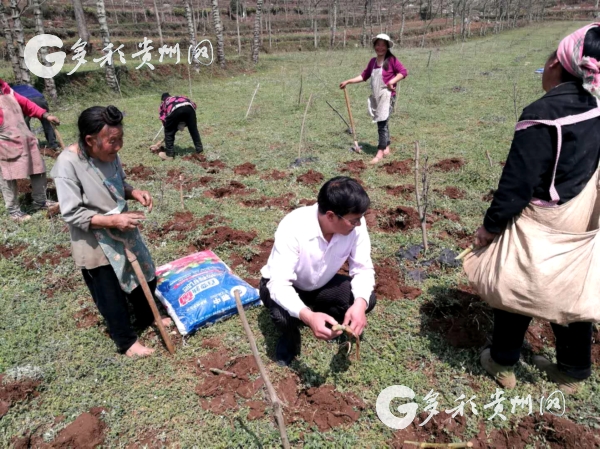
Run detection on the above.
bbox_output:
[260,204,375,318]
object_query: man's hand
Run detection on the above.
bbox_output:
[45,114,60,126]
[343,299,368,336]
[299,308,342,340]
[474,226,497,248]
[130,189,153,212]
[111,213,143,232]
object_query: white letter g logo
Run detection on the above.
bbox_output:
[376,385,419,430]
[24,34,66,79]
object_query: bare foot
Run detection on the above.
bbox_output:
[125,341,155,357]
[161,317,173,327]
[370,150,385,165]
[383,146,391,157]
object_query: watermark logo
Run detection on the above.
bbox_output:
[376,384,565,430]
[24,35,214,79]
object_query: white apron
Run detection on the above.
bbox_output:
[367,66,392,123]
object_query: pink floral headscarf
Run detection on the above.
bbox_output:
[557,22,600,98]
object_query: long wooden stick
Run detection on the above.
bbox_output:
[404,442,473,448]
[233,290,290,449]
[298,93,313,160]
[152,126,164,143]
[343,88,361,153]
[125,247,175,354]
[245,83,260,119]
[414,142,428,252]
[325,100,351,130]
[52,125,65,150]
[107,229,175,355]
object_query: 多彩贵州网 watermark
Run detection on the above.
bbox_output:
[376,384,565,430]
[24,34,214,79]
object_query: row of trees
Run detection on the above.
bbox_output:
[1,0,562,95]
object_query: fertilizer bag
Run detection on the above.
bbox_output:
[155,250,260,336]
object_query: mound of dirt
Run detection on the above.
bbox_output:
[261,169,290,181]
[296,170,324,185]
[151,211,200,241]
[233,162,258,176]
[126,165,154,181]
[0,374,41,419]
[375,259,422,300]
[230,240,274,275]
[432,158,465,172]
[298,198,316,207]
[382,159,412,175]
[182,153,207,164]
[201,159,227,173]
[24,245,71,269]
[194,226,257,250]
[390,413,468,447]
[364,209,378,229]
[384,185,415,199]
[0,244,26,259]
[241,193,296,211]
[432,209,461,223]
[437,228,471,249]
[421,285,492,348]
[379,206,423,232]
[436,186,466,199]
[340,160,367,174]
[74,307,100,329]
[204,181,254,199]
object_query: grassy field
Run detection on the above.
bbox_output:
[1,21,600,448]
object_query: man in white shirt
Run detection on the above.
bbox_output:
[260,176,376,366]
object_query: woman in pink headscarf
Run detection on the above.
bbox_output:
[474,24,600,394]
[0,79,61,222]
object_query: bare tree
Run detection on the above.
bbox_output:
[152,0,164,47]
[0,5,21,83]
[252,0,264,63]
[360,0,369,47]
[211,0,225,68]
[96,0,119,92]
[398,0,408,45]
[9,0,31,84]
[33,0,57,100]
[236,0,241,54]
[186,1,200,71]
[72,0,91,42]
[330,0,337,48]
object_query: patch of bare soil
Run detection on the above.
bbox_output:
[182,153,207,164]
[24,245,71,269]
[437,228,471,249]
[432,209,461,223]
[0,374,40,419]
[261,169,290,181]
[390,413,468,447]
[148,211,200,242]
[482,189,495,202]
[230,239,274,275]
[340,160,367,175]
[74,305,100,329]
[296,170,324,185]
[525,320,556,353]
[42,276,79,299]
[233,162,258,176]
[126,164,155,181]
[200,159,227,173]
[297,198,316,207]
[241,193,296,211]
[379,206,428,232]
[364,209,378,229]
[375,259,422,300]
[421,285,492,348]
[204,181,255,199]
[48,408,107,449]
[432,158,465,172]
[381,159,412,175]
[384,185,415,199]
[436,186,466,199]
[194,226,257,250]
[0,244,26,259]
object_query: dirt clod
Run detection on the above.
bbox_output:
[432,158,465,172]
[261,169,290,181]
[230,239,274,275]
[241,194,295,211]
[436,186,466,199]
[421,285,492,348]
[24,245,71,269]
[379,206,423,232]
[182,153,207,164]
[233,162,258,176]
[0,244,26,259]
[126,165,154,181]
[49,408,107,449]
[0,374,41,420]
[433,209,461,223]
[296,170,324,185]
[384,184,415,199]
[194,226,257,250]
[375,259,422,300]
[204,181,254,198]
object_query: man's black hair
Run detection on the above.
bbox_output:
[161,92,170,101]
[317,176,370,217]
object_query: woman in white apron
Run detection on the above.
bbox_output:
[469,24,600,394]
[51,106,170,357]
[0,79,61,222]
[340,34,408,165]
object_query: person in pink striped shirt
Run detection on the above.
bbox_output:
[0,79,61,222]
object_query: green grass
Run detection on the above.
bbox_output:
[1,21,599,447]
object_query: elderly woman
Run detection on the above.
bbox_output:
[51,105,169,357]
[0,79,60,222]
[475,24,600,394]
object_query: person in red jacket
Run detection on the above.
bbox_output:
[0,79,61,222]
